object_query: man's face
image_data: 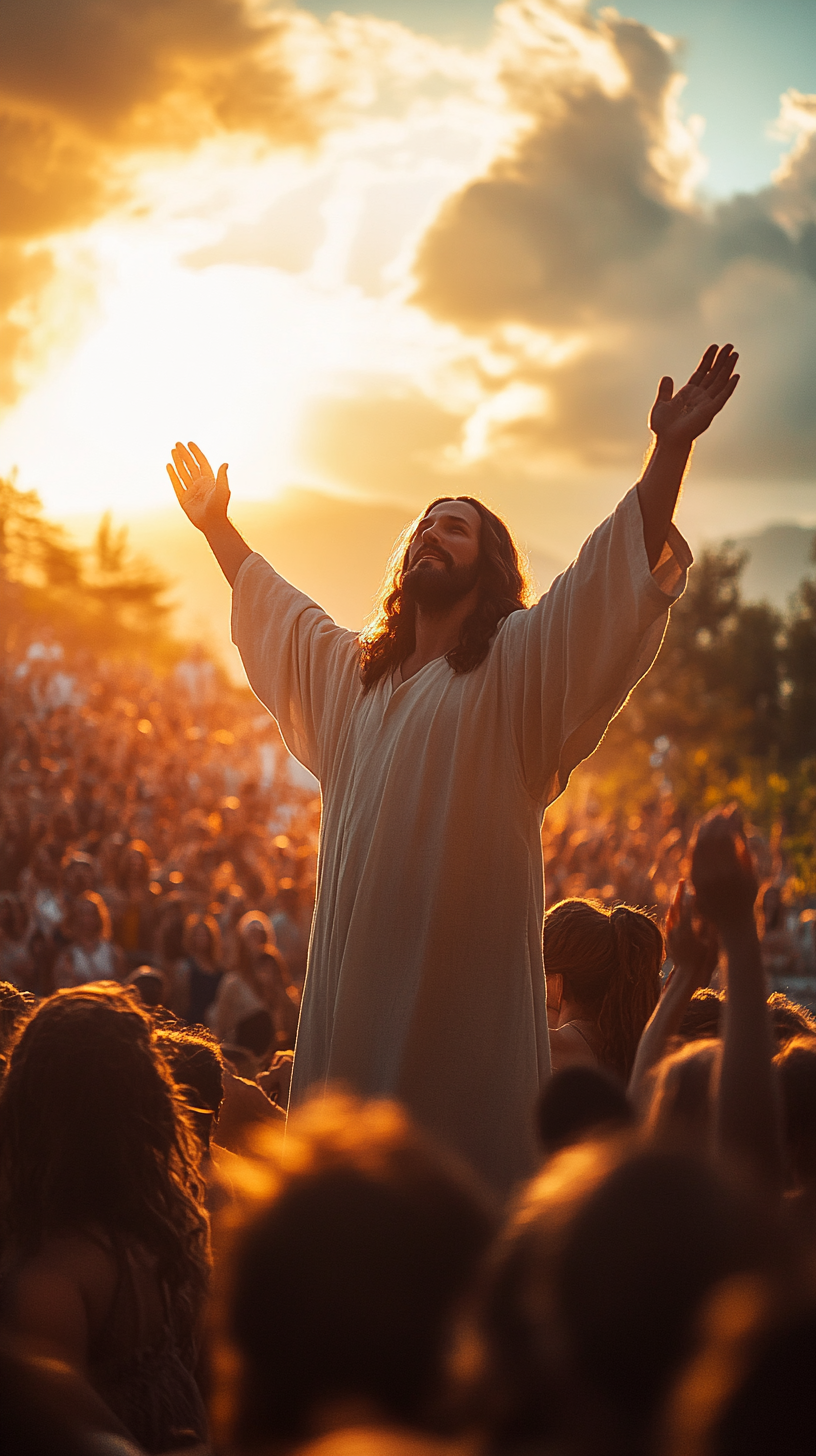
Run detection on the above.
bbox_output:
[403,501,482,610]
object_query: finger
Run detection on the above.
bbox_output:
[710,375,740,412]
[667,878,684,931]
[177,441,209,480]
[172,445,196,489]
[167,463,186,504]
[703,348,737,393]
[188,441,214,478]
[689,343,718,385]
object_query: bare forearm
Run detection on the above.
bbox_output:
[636,439,692,570]
[629,967,698,1106]
[203,517,252,587]
[717,918,783,1191]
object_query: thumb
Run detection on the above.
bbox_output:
[657,376,674,400]
[216,463,230,490]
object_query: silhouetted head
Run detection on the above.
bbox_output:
[662,1286,816,1456]
[536,1065,634,1158]
[219,1095,496,1448]
[467,1142,777,1456]
[645,1039,721,1152]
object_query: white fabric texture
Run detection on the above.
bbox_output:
[231,486,692,1192]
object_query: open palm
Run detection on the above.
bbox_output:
[650,343,739,449]
[167,441,230,533]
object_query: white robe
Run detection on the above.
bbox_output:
[231,487,691,1193]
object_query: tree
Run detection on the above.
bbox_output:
[0,474,176,667]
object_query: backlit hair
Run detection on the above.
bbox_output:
[0,985,210,1360]
[359,497,533,690]
[544,899,663,1082]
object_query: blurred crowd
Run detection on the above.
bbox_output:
[3,643,816,1456]
[0,642,320,1067]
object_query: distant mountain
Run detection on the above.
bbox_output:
[716,523,816,609]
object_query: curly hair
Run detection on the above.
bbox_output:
[0,985,210,1359]
[359,497,533,691]
[544,899,663,1082]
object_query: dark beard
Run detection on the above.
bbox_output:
[402,554,481,611]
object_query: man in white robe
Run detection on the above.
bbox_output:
[168,343,739,1193]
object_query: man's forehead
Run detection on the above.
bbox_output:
[417,500,481,532]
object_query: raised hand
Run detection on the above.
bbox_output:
[650,343,739,450]
[167,441,230,533]
[665,878,719,986]
[689,804,759,930]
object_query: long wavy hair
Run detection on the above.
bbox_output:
[0,985,210,1359]
[359,497,533,690]
[544,899,663,1082]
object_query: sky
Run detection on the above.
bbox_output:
[1,0,815,649]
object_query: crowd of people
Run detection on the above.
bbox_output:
[0,641,318,1065]
[3,640,816,1455]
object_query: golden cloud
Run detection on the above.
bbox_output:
[0,0,349,407]
[412,1,816,478]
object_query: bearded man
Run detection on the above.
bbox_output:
[168,343,738,1193]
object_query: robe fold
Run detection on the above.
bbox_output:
[231,486,692,1192]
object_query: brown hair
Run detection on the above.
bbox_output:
[183,911,222,963]
[359,497,532,690]
[544,899,663,1081]
[76,890,111,941]
[216,1095,496,1448]
[0,985,210,1360]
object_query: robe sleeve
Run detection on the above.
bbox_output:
[499,485,693,805]
[230,553,360,780]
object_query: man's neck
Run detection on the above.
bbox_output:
[400,587,480,682]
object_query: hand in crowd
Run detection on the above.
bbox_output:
[664,877,719,987]
[689,803,759,928]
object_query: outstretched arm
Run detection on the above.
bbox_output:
[629,879,718,1108]
[690,805,783,1194]
[637,343,740,569]
[167,441,251,587]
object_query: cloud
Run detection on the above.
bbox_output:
[412,0,816,479]
[0,0,354,407]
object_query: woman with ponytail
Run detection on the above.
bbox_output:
[545,898,663,1082]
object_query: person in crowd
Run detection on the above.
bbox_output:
[114,839,159,968]
[214,1095,496,1453]
[464,1140,779,1456]
[545,899,664,1082]
[0,895,32,989]
[536,1065,634,1160]
[759,882,802,986]
[643,1038,722,1151]
[661,1284,816,1456]
[774,1034,816,1226]
[0,985,210,1453]
[125,963,167,1010]
[0,981,33,1062]
[172,912,225,1026]
[210,911,298,1053]
[54,892,125,988]
[22,843,64,940]
[169,343,739,1192]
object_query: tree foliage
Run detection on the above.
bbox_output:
[0,474,177,666]
[576,534,816,884]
